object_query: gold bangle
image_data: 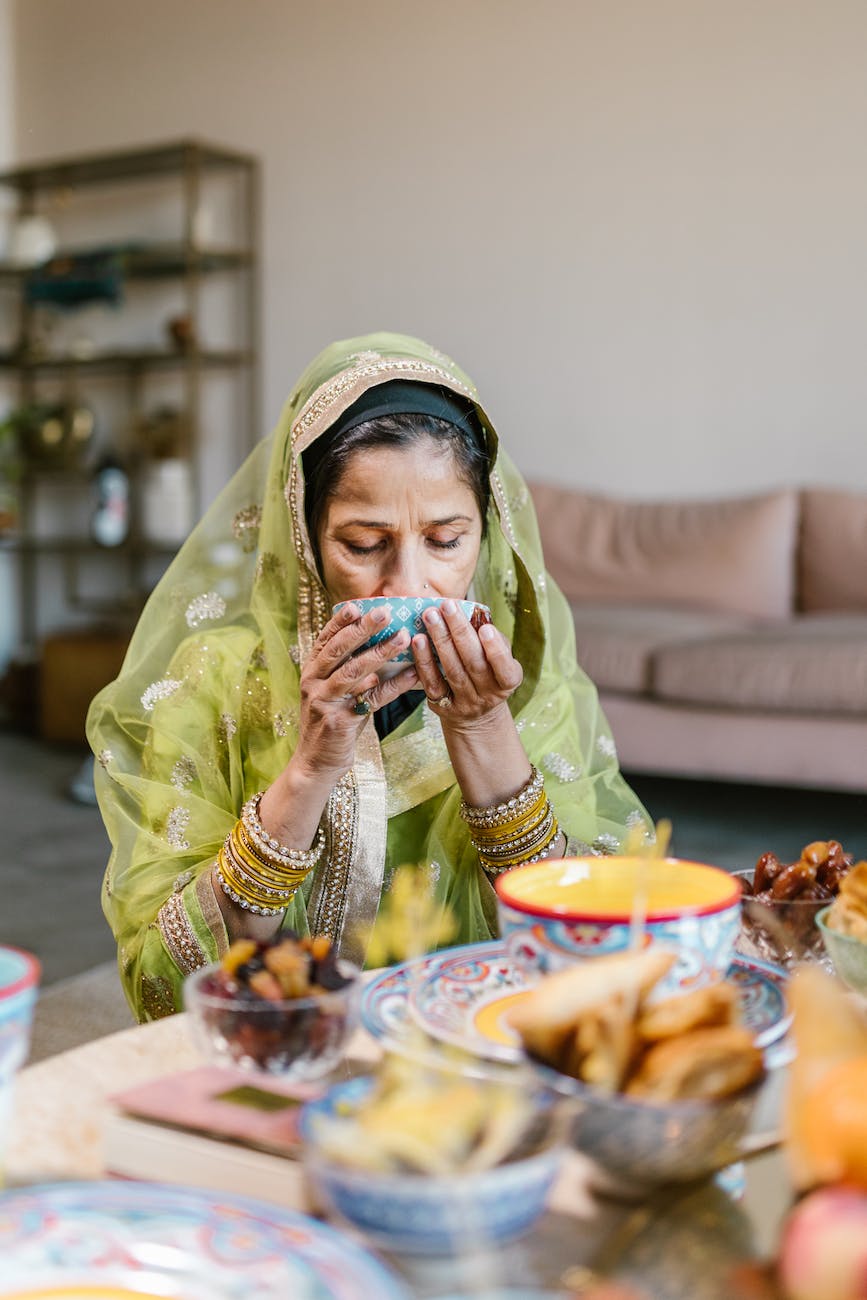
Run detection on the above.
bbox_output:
[216,843,293,916]
[223,835,300,899]
[232,822,312,885]
[477,810,558,867]
[480,814,561,875]
[460,767,545,829]
[464,791,549,844]
[240,793,325,871]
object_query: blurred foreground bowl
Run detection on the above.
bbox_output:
[530,1059,764,1190]
[0,945,41,1179]
[300,1075,563,1255]
[184,959,360,1082]
[817,906,867,996]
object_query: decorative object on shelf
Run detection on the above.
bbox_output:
[0,412,25,533]
[166,312,197,352]
[25,246,125,309]
[91,456,130,548]
[1,400,94,470]
[135,404,191,460]
[7,213,57,268]
[140,457,193,545]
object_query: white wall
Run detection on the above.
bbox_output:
[11,0,867,498]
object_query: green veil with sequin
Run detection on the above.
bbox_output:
[87,332,647,1021]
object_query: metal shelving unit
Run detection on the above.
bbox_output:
[0,138,261,656]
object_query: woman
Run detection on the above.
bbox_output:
[87,332,648,1020]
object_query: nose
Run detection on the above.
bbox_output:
[380,545,427,598]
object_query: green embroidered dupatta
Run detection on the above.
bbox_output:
[87,332,648,1021]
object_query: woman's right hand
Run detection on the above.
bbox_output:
[291,602,419,784]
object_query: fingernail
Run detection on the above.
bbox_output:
[479,623,495,641]
[424,609,442,627]
[372,606,389,623]
[443,598,457,615]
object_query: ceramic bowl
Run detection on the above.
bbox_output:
[733,869,833,971]
[496,857,742,997]
[332,595,491,679]
[183,959,361,1082]
[530,1058,764,1190]
[817,906,867,995]
[0,945,41,1171]
[300,1075,563,1255]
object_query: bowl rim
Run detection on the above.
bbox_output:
[815,903,866,945]
[0,945,41,1002]
[495,857,741,923]
[525,1053,765,1117]
[332,596,490,615]
[733,868,838,906]
[183,957,361,1012]
[299,1074,563,1184]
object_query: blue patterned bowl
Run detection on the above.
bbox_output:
[300,1075,563,1255]
[496,857,742,999]
[0,945,40,1170]
[332,596,491,678]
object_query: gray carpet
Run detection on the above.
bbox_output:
[2,731,866,1062]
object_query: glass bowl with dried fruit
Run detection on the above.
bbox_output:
[510,947,770,1191]
[734,840,854,971]
[183,932,361,1082]
[299,1055,565,1255]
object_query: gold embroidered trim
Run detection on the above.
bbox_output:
[156,890,208,975]
[140,973,177,1021]
[307,773,358,948]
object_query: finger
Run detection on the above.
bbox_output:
[315,604,393,676]
[411,633,449,699]
[421,603,478,694]
[367,666,420,712]
[478,621,523,692]
[438,598,490,677]
[336,628,411,688]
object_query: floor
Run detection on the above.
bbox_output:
[2,730,866,1057]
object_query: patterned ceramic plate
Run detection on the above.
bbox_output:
[0,1180,409,1300]
[361,940,790,1064]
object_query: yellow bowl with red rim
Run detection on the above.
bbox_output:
[495,857,742,996]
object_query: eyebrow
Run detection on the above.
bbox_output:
[337,514,475,529]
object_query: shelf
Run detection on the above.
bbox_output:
[0,534,179,557]
[0,348,252,374]
[0,244,253,285]
[0,139,255,192]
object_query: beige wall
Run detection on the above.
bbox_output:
[10,0,867,497]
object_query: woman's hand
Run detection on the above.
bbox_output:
[412,599,522,729]
[291,602,419,783]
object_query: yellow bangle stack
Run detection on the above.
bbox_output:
[216,792,325,916]
[460,766,560,877]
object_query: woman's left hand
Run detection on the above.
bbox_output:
[412,600,522,725]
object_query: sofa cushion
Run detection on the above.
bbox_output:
[652,615,867,716]
[530,484,798,620]
[570,603,753,694]
[799,488,867,613]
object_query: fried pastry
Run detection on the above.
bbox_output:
[625,1025,764,1103]
[508,947,675,1070]
[637,981,738,1042]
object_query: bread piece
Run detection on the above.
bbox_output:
[625,1025,764,1102]
[636,981,738,1042]
[509,947,675,1067]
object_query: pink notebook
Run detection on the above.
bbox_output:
[109,1065,324,1157]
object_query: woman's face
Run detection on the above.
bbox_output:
[317,437,483,603]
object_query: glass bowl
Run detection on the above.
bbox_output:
[299,1073,564,1255]
[733,869,833,971]
[817,906,867,996]
[528,1056,766,1191]
[183,958,361,1082]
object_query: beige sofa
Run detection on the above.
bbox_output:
[529,483,867,793]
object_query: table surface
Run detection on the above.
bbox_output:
[7,1011,793,1300]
